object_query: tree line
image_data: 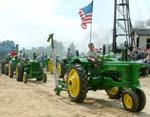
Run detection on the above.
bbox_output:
[0,40,16,56]
[0,40,76,58]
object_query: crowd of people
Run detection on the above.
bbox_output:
[128,47,150,61]
[127,47,150,73]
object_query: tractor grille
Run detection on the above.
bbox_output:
[31,62,41,72]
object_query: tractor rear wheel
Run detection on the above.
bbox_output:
[16,64,24,81]
[67,64,88,103]
[48,60,53,74]
[122,89,138,112]
[57,62,65,78]
[135,88,146,112]
[42,73,47,82]
[9,63,14,78]
[4,64,9,76]
[23,72,28,83]
[105,87,122,99]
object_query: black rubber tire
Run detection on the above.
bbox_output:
[9,63,14,78]
[37,79,42,81]
[67,64,88,103]
[4,64,9,76]
[140,68,147,76]
[16,64,24,81]
[36,67,44,81]
[122,89,139,112]
[57,61,65,78]
[56,91,60,95]
[42,73,47,82]
[135,88,146,112]
[1,61,5,74]
[23,72,28,83]
[105,87,122,99]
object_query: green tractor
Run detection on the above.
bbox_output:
[7,55,24,78]
[56,54,146,112]
[0,44,19,77]
[0,55,11,75]
[48,34,146,112]
[8,55,19,78]
[16,60,47,83]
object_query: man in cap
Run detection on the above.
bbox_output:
[86,43,97,63]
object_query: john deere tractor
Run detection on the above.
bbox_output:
[16,59,47,83]
[0,44,19,77]
[0,55,11,75]
[47,34,145,112]
[55,53,146,112]
[8,55,19,78]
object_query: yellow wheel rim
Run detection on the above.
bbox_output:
[68,69,80,97]
[123,93,133,109]
[23,75,25,82]
[107,87,119,95]
[48,60,53,74]
[16,67,18,78]
[57,63,61,77]
[8,64,11,76]
[23,73,27,82]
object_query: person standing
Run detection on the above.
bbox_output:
[145,51,150,74]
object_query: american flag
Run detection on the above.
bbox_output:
[79,1,93,29]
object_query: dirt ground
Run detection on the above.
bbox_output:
[0,73,150,117]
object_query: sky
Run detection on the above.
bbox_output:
[0,0,150,51]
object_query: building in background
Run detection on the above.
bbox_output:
[133,28,150,49]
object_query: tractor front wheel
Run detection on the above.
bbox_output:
[135,88,146,112]
[1,61,5,74]
[23,72,28,83]
[16,64,24,81]
[67,64,88,103]
[4,64,9,76]
[105,87,122,99]
[9,63,14,78]
[122,89,138,112]
[42,73,47,83]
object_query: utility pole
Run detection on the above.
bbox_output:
[112,0,117,53]
[112,0,134,53]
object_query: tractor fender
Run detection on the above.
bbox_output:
[72,57,88,64]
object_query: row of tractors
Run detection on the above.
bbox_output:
[0,52,47,83]
[0,41,147,113]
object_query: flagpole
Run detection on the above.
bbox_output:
[90,22,93,43]
[89,0,94,43]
